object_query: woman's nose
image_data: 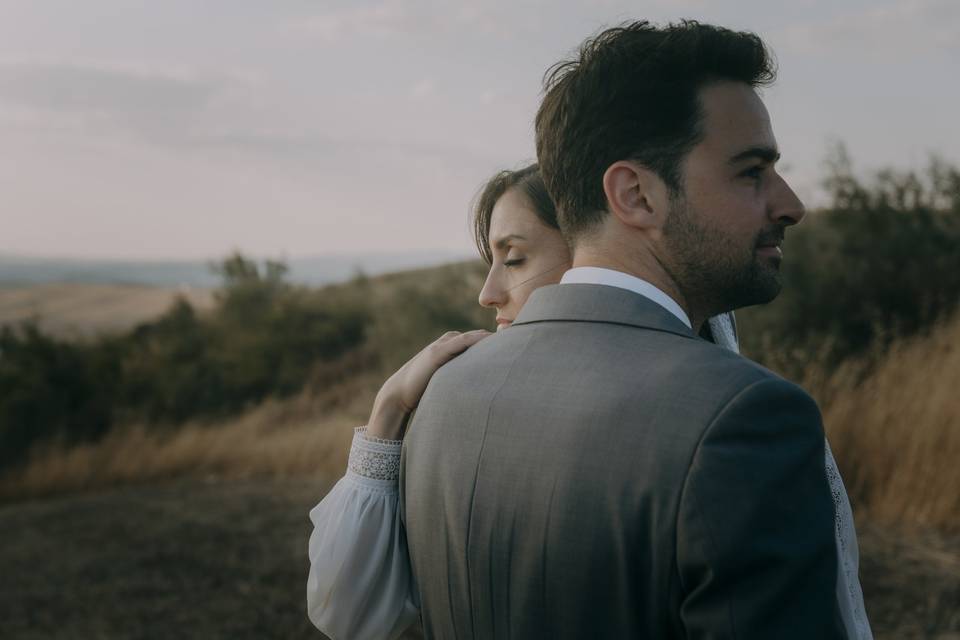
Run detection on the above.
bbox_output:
[478,268,507,308]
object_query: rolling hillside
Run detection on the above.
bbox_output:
[0,283,214,337]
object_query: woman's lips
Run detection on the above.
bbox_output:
[495,318,513,330]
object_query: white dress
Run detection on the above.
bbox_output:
[306,314,873,640]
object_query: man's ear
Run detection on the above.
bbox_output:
[602,161,670,231]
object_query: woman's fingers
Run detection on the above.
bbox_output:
[431,329,491,362]
[376,329,494,423]
[457,329,492,348]
[371,330,493,436]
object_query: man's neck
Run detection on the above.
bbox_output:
[570,252,706,332]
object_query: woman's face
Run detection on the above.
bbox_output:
[479,187,572,330]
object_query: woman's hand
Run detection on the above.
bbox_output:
[367,330,491,440]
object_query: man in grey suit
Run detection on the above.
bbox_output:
[401,21,847,639]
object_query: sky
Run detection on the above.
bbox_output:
[0,0,957,260]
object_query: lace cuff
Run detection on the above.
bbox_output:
[346,426,403,482]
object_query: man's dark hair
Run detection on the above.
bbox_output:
[535,20,776,240]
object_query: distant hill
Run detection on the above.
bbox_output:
[0,251,478,337]
[0,251,472,287]
[0,283,215,337]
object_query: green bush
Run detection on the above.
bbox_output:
[0,324,118,468]
[0,253,370,469]
[116,256,370,423]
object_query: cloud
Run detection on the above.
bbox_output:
[289,2,412,43]
[0,56,503,178]
[776,0,960,57]
[286,0,541,44]
[409,78,436,101]
[195,128,496,170]
[0,60,224,139]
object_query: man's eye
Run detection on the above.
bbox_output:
[504,258,525,268]
[742,166,764,181]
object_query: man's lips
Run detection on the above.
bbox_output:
[756,243,782,258]
[756,228,784,259]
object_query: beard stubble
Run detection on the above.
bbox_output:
[662,193,784,317]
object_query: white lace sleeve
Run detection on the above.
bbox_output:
[825,441,874,639]
[307,427,419,640]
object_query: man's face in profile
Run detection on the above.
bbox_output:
[663,81,806,314]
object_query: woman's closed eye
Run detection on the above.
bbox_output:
[503,257,526,268]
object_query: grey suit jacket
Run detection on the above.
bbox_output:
[400,284,845,639]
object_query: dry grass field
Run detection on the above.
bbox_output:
[0,283,213,337]
[1,277,958,638]
[0,362,378,502]
[815,318,960,533]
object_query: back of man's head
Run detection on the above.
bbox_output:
[535,20,775,243]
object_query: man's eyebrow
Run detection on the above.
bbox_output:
[494,234,526,249]
[729,146,781,165]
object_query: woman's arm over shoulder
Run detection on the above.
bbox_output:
[307,427,418,640]
[306,329,491,638]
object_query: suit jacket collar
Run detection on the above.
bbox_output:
[511,283,697,340]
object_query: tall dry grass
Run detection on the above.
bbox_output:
[0,361,382,502]
[808,315,960,533]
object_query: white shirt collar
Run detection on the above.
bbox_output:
[559,266,692,329]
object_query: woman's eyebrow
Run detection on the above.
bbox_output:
[494,234,527,250]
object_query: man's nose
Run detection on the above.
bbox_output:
[770,173,806,227]
[478,269,507,308]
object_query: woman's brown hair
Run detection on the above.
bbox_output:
[472,163,558,265]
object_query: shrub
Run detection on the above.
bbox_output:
[0,253,370,470]
[0,324,117,468]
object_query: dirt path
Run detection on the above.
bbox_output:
[0,479,326,640]
[1,479,957,639]
[857,523,960,638]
